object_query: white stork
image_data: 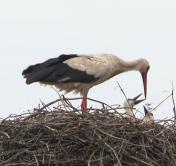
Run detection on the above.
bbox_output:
[22,54,150,115]
[123,93,144,118]
[143,106,154,122]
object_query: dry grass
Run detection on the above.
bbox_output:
[0,97,176,166]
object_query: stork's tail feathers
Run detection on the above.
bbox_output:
[22,64,41,84]
[22,54,79,84]
[22,58,58,84]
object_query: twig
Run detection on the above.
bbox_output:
[171,82,176,120]
[95,133,122,166]
[88,150,97,166]
[151,93,172,112]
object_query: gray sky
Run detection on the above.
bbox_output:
[0,0,176,119]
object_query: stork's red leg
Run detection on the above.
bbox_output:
[81,98,87,112]
[81,91,88,116]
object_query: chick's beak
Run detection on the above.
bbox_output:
[141,72,148,99]
[134,99,145,105]
[132,93,145,105]
[143,106,148,115]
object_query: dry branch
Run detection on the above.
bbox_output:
[0,97,176,166]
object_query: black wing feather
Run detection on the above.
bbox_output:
[22,54,78,76]
[22,54,97,84]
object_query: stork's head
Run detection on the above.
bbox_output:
[135,59,150,99]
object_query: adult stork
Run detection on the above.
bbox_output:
[22,54,150,115]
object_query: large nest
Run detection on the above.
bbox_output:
[0,97,176,166]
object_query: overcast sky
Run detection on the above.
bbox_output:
[0,0,176,119]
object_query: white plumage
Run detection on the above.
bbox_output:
[123,94,144,118]
[123,96,154,122]
[143,106,154,122]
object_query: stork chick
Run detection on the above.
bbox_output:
[123,93,144,118]
[143,106,154,122]
[22,54,150,115]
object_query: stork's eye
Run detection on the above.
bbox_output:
[147,66,150,71]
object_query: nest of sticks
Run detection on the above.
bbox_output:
[0,97,176,166]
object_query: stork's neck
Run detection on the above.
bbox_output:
[104,55,145,76]
[119,59,143,73]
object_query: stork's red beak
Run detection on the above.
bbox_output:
[141,72,148,98]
